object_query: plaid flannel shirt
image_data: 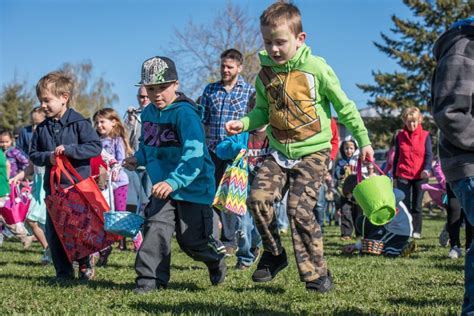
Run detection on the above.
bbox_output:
[201,76,255,152]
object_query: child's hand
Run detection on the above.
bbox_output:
[123,157,138,171]
[54,145,66,156]
[360,145,374,162]
[225,120,243,135]
[152,181,173,199]
[342,244,357,254]
[420,170,431,179]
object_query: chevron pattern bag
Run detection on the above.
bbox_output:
[213,149,248,216]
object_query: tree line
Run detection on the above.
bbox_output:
[1,0,471,147]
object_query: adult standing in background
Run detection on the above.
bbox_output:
[431,15,474,315]
[200,49,255,255]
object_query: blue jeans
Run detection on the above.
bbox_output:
[236,211,262,266]
[275,193,289,231]
[451,176,474,315]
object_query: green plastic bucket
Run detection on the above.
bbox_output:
[353,160,396,225]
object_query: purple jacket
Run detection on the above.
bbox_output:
[5,147,29,178]
[101,137,129,187]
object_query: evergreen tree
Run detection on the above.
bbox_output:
[0,82,35,132]
[357,0,472,148]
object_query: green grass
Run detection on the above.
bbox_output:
[0,212,464,315]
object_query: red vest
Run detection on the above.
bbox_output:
[396,125,429,180]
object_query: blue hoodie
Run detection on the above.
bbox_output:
[135,93,215,205]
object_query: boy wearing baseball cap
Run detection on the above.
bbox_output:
[124,56,226,294]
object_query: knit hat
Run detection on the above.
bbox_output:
[137,56,178,86]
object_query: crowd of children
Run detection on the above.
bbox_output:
[0,2,469,305]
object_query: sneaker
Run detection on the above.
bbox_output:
[41,247,52,265]
[234,261,250,271]
[340,236,352,241]
[0,233,3,247]
[306,270,334,293]
[279,228,289,236]
[78,265,95,281]
[252,248,288,283]
[439,224,450,247]
[96,246,112,267]
[400,240,417,257]
[207,257,227,285]
[412,232,421,239]
[448,246,462,259]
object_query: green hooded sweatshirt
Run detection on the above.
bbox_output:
[240,44,370,159]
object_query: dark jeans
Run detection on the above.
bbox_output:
[210,151,237,249]
[340,197,363,237]
[396,177,427,234]
[135,197,223,288]
[45,212,90,278]
[446,183,473,250]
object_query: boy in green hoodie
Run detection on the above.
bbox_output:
[225,2,374,292]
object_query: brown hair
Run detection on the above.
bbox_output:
[36,71,74,106]
[401,107,422,122]
[0,130,13,140]
[93,108,133,157]
[220,48,243,65]
[260,1,303,36]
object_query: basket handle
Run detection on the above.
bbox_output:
[356,158,385,183]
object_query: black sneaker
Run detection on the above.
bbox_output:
[207,257,227,285]
[96,246,113,267]
[234,261,250,271]
[306,270,334,293]
[251,248,288,282]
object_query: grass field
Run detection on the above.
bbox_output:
[0,212,464,315]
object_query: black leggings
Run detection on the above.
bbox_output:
[396,178,427,234]
[446,183,473,250]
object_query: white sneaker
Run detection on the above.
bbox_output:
[412,232,421,239]
[448,246,462,259]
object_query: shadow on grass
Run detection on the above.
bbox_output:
[8,260,46,267]
[129,301,290,315]
[171,264,205,271]
[232,284,286,295]
[388,296,460,308]
[432,262,464,272]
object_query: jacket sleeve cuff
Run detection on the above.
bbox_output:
[165,179,179,191]
[355,134,371,149]
[240,117,250,132]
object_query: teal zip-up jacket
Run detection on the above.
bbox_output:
[240,44,370,159]
[135,93,215,205]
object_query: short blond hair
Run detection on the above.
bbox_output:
[260,1,303,36]
[36,71,74,106]
[401,107,422,122]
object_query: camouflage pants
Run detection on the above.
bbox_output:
[247,151,329,282]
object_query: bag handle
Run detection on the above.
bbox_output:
[231,149,247,169]
[356,158,385,183]
[49,155,84,194]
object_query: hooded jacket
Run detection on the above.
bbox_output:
[240,44,370,159]
[431,18,474,182]
[135,93,215,205]
[29,108,102,193]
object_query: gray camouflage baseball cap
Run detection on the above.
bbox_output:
[137,56,178,86]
